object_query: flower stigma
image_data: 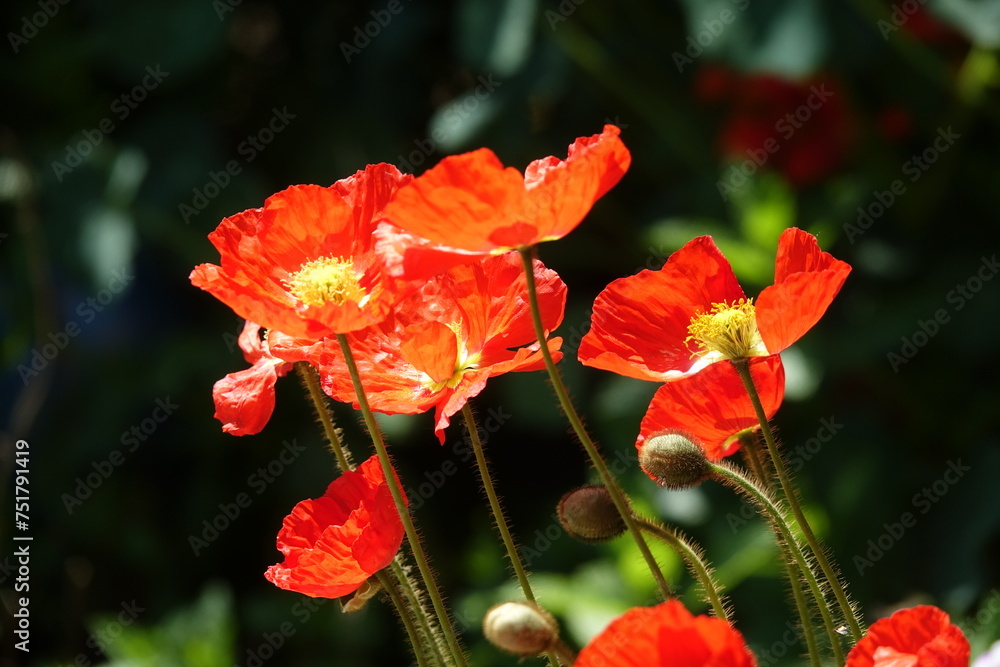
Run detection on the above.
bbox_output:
[685,298,766,361]
[427,323,481,392]
[287,256,366,308]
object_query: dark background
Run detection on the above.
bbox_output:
[2,0,999,665]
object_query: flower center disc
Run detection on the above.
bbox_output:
[287,256,366,308]
[686,299,764,360]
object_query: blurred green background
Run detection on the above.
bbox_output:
[2,0,1000,665]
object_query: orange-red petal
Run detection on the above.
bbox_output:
[264,456,405,599]
[575,600,756,667]
[378,126,629,280]
[846,606,970,667]
[637,356,784,463]
[579,235,745,381]
[191,165,412,338]
[756,227,851,354]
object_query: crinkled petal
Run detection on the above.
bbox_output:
[212,356,286,436]
[265,456,405,599]
[384,148,527,252]
[846,606,969,667]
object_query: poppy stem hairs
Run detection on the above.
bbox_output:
[732,356,865,643]
[517,247,673,600]
[460,404,561,667]
[334,333,470,667]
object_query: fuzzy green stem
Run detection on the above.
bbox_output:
[296,362,353,472]
[634,517,729,620]
[518,247,671,599]
[738,431,772,492]
[298,361,447,665]
[336,334,469,667]
[461,405,536,600]
[376,569,435,667]
[710,461,841,666]
[731,358,863,644]
[390,557,448,667]
[461,405,561,667]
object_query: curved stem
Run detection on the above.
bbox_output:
[634,517,729,620]
[731,358,863,643]
[711,461,840,666]
[296,362,353,472]
[461,405,561,667]
[518,248,672,599]
[335,334,469,667]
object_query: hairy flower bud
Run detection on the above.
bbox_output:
[557,484,626,544]
[640,431,710,489]
[483,601,560,657]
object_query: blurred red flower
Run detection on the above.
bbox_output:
[211,321,321,436]
[377,125,630,279]
[575,599,756,666]
[190,164,413,339]
[846,605,970,667]
[638,355,784,463]
[319,252,566,442]
[265,455,406,599]
[579,227,850,382]
[698,68,856,187]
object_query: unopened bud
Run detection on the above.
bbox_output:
[483,601,559,656]
[640,431,710,489]
[557,484,626,544]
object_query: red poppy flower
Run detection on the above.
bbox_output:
[190,164,413,339]
[376,125,630,279]
[319,252,566,442]
[212,321,321,436]
[698,70,855,187]
[264,455,406,599]
[846,605,970,667]
[638,355,784,463]
[575,599,756,667]
[578,227,850,382]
